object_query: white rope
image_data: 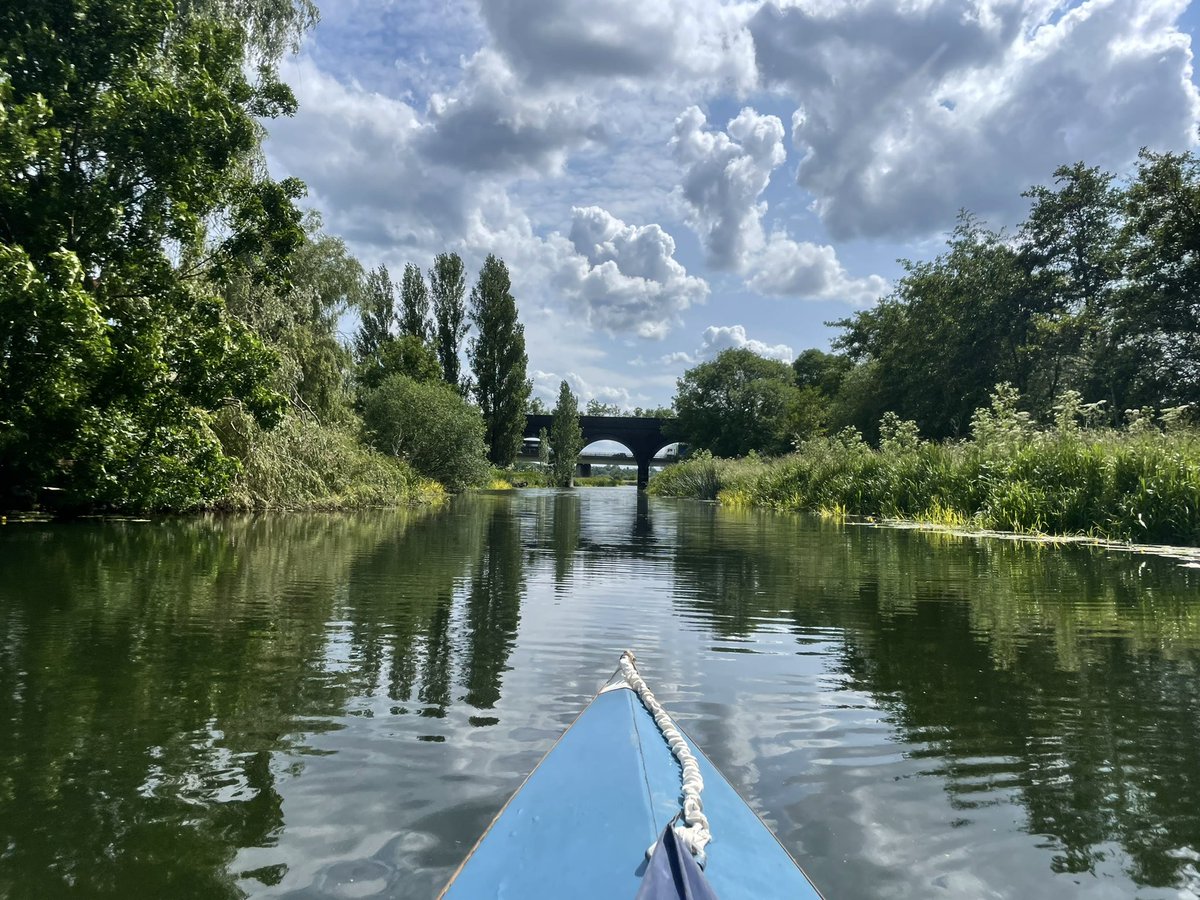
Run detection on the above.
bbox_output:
[618,650,712,866]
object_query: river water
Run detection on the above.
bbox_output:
[2,487,1199,899]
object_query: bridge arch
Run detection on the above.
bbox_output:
[523,414,670,489]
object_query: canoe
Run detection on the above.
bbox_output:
[439,653,825,899]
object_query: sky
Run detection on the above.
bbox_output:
[263,0,1200,410]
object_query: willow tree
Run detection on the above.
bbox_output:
[468,255,531,466]
[0,0,308,510]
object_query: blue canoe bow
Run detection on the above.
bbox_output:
[439,661,825,899]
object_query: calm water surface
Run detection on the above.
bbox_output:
[2,488,1200,898]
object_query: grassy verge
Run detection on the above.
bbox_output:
[576,474,635,486]
[650,394,1200,546]
[214,413,445,511]
[489,468,552,488]
[487,467,635,488]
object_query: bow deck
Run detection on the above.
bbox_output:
[440,682,824,898]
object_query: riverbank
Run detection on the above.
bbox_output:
[649,413,1200,546]
[488,468,636,489]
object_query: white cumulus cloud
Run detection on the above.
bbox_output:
[747,233,889,305]
[665,324,795,366]
[669,104,889,302]
[749,0,1200,239]
[476,0,758,90]
[556,206,709,339]
[671,105,787,270]
[419,48,602,175]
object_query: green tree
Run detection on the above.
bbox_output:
[0,0,306,509]
[220,213,363,424]
[833,214,1038,438]
[399,262,431,343]
[537,426,551,467]
[354,265,396,365]
[672,349,802,456]
[468,255,531,466]
[176,0,319,63]
[792,349,853,397]
[790,349,855,439]
[360,374,489,491]
[585,399,623,416]
[357,334,441,395]
[1116,149,1200,411]
[1020,163,1124,415]
[430,252,468,391]
[549,380,584,487]
[630,406,675,418]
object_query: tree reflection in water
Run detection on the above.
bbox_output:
[2,495,1199,896]
[667,506,1200,890]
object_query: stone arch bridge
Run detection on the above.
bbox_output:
[523,415,673,489]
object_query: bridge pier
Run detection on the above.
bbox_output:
[636,456,650,491]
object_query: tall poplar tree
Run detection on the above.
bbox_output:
[430,252,468,391]
[399,262,431,343]
[468,255,531,466]
[354,265,396,364]
[549,380,584,487]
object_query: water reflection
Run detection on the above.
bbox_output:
[0,514,389,898]
[665,506,1200,895]
[462,507,525,710]
[0,493,1198,898]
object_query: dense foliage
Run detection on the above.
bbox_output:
[0,0,307,509]
[671,349,801,456]
[360,374,490,492]
[822,155,1200,440]
[215,410,442,510]
[0,0,493,512]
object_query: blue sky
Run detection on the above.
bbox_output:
[263,0,1200,409]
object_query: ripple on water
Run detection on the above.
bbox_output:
[3,492,1200,899]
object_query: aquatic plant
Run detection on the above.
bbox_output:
[215,411,443,510]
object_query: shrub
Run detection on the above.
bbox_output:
[361,374,490,492]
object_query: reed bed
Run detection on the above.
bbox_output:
[650,393,1200,546]
[216,413,444,511]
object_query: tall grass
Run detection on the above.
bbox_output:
[648,450,744,500]
[649,389,1200,546]
[214,412,444,511]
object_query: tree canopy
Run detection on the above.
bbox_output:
[0,0,307,509]
[431,252,468,393]
[671,349,801,457]
[819,152,1200,440]
[399,262,431,343]
[360,375,489,492]
[549,380,583,487]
